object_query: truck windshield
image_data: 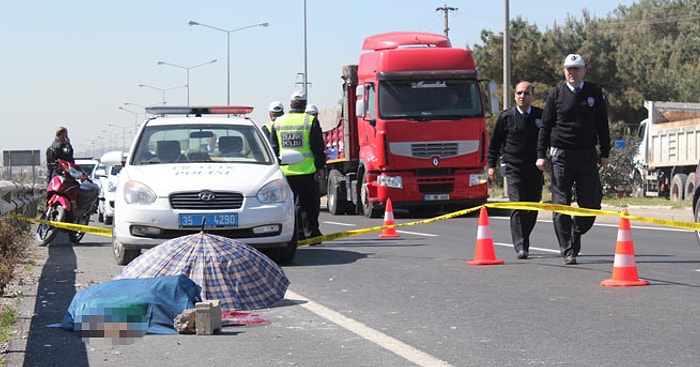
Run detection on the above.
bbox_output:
[378,79,483,120]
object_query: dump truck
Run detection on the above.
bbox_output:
[319,31,497,218]
[633,101,700,201]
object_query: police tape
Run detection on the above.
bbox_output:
[298,201,700,246]
[17,201,700,247]
[18,214,113,237]
[486,202,700,231]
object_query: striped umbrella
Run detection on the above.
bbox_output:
[115,232,289,311]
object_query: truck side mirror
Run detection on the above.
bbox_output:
[487,81,500,115]
[355,84,366,119]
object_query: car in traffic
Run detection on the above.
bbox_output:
[104,106,303,265]
[75,157,99,179]
[93,151,125,225]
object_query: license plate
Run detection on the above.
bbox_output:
[179,213,238,228]
[424,194,449,201]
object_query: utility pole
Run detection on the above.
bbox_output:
[436,4,458,38]
[295,73,312,92]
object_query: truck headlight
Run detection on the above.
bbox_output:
[470,173,488,186]
[377,175,403,189]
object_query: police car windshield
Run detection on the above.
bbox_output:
[131,125,273,165]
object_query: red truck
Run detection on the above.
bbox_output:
[320,32,496,218]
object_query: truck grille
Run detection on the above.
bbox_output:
[418,176,455,194]
[170,191,244,210]
[411,143,459,158]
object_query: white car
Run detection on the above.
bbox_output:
[105,106,302,265]
[75,157,99,178]
[94,151,124,225]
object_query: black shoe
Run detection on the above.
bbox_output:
[573,233,581,257]
[564,255,577,265]
[517,250,528,260]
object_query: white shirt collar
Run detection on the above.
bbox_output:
[567,82,585,92]
[516,106,531,115]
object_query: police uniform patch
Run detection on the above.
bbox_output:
[281,132,304,148]
[587,97,595,107]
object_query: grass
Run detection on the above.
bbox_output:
[0,305,17,341]
[0,216,31,362]
[488,185,691,209]
[602,196,690,209]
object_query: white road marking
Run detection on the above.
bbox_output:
[494,242,560,254]
[286,289,453,367]
[323,221,438,237]
[491,216,692,233]
[323,221,356,227]
[396,230,439,237]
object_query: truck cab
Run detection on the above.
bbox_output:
[323,32,494,217]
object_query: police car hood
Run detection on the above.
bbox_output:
[124,163,284,195]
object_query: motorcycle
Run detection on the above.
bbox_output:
[37,159,100,246]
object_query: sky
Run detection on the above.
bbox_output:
[0,0,636,158]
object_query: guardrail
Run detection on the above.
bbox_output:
[0,180,44,219]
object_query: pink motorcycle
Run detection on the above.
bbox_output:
[36,159,100,245]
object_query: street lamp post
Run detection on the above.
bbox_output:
[106,123,131,151]
[118,106,142,135]
[100,131,118,151]
[157,59,217,106]
[188,20,269,105]
[138,84,188,105]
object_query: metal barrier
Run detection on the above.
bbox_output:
[0,180,44,219]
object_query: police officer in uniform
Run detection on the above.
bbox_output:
[271,91,326,244]
[46,126,75,182]
[263,101,284,142]
[488,81,543,260]
[536,54,610,265]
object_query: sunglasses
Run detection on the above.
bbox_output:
[515,91,531,96]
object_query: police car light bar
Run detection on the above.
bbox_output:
[146,106,254,115]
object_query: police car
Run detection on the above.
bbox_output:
[105,106,302,265]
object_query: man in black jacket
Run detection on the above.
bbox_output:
[488,81,543,260]
[536,54,611,265]
[46,126,74,182]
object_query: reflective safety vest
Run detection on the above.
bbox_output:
[274,112,316,176]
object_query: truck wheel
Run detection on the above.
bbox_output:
[359,172,383,218]
[327,170,348,215]
[684,173,696,201]
[670,173,687,201]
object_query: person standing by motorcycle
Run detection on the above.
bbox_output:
[46,126,74,182]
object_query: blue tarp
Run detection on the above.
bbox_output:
[52,274,202,335]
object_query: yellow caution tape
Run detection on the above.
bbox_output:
[18,214,113,237]
[299,201,700,246]
[17,201,699,247]
[485,201,700,231]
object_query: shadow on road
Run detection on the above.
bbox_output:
[9,233,90,367]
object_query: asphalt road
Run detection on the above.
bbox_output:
[5,204,700,367]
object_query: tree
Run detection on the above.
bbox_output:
[472,0,700,141]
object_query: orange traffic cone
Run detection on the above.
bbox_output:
[467,207,504,266]
[378,198,400,238]
[600,212,649,287]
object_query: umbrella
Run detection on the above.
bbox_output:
[115,232,290,311]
